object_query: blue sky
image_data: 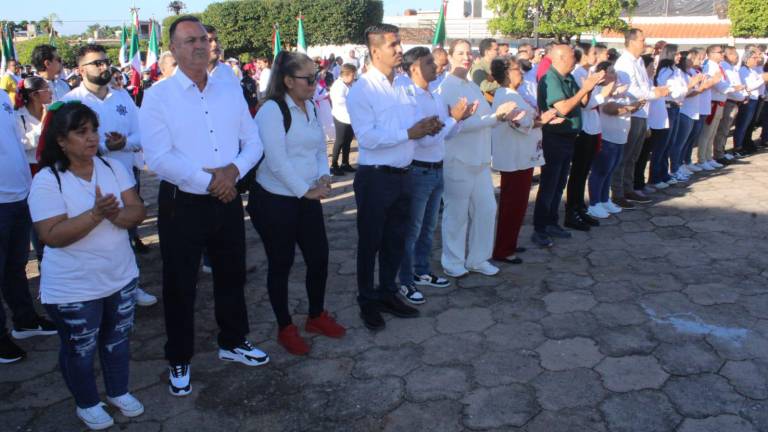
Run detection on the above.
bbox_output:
[3,0,439,36]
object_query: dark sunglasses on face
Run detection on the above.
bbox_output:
[81,59,111,68]
[292,74,318,85]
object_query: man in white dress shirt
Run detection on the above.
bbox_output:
[428,47,449,92]
[61,45,157,307]
[139,16,267,397]
[695,45,730,169]
[611,28,669,208]
[347,24,444,331]
[30,45,71,102]
[204,25,239,84]
[396,46,473,305]
[713,46,745,164]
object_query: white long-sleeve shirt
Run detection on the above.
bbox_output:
[436,73,498,166]
[16,106,42,164]
[722,61,746,102]
[740,66,765,100]
[680,69,700,120]
[347,65,421,168]
[0,91,30,203]
[62,84,141,174]
[572,65,605,135]
[255,95,329,198]
[648,66,686,129]
[396,80,461,163]
[705,59,731,102]
[139,67,263,195]
[329,79,352,124]
[615,51,659,118]
[491,87,544,172]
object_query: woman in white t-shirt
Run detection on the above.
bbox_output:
[28,102,147,431]
[15,76,52,173]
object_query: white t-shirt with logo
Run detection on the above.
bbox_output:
[28,156,139,304]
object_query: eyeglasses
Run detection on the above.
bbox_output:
[81,59,111,68]
[292,74,318,85]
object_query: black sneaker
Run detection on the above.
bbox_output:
[168,363,192,397]
[0,335,25,364]
[399,284,425,305]
[132,237,150,254]
[531,231,554,248]
[360,304,385,331]
[545,224,572,239]
[377,295,420,318]
[12,316,58,339]
[413,273,451,288]
[564,212,590,232]
[578,209,600,227]
[331,166,346,176]
[340,164,357,173]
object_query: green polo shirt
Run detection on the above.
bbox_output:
[537,67,582,135]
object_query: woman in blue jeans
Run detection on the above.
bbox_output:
[28,102,147,430]
[734,49,765,153]
[669,51,706,181]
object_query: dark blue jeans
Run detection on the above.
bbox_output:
[670,113,695,174]
[683,117,706,165]
[650,106,680,184]
[0,200,38,337]
[399,165,443,285]
[534,132,577,232]
[44,278,137,409]
[588,140,624,205]
[734,99,758,150]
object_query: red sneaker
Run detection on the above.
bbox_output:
[305,311,346,339]
[277,324,309,356]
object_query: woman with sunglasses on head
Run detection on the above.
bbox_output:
[27,102,147,430]
[249,51,345,356]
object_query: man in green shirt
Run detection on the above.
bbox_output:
[470,38,499,98]
[531,44,603,247]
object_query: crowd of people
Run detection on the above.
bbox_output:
[1,15,768,430]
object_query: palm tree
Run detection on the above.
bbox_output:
[38,13,62,38]
[167,1,187,15]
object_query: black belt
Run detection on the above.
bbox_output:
[160,180,217,203]
[411,160,443,169]
[361,165,410,174]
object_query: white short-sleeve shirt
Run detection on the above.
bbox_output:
[28,156,139,304]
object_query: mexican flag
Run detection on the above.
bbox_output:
[432,0,447,47]
[146,20,160,81]
[296,15,307,54]
[118,23,129,67]
[1,24,17,73]
[128,11,142,96]
[273,24,281,60]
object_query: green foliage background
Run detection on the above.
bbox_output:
[729,0,768,37]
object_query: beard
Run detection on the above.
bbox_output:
[88,70,113,86]
[518,59,533,73]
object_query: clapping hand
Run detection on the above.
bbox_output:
[600,80,617,98]
[494,100,518,121]
[93,186,120,222]
[540,108,565,125]
[450,97,479,121]
[583,70,606,91]
[105,132,127,151]
[408,116,442,140]
[205,163,240,203]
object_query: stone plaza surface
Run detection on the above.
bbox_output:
[4,144,768,431]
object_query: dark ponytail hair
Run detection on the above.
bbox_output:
[15,76,48,109]
[490,57,511,85]
[264,50,315,102]
[38,102,100,173]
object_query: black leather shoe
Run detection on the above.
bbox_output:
[578,209,600,227]
[341,164,356,173]
[331,166,346,176]
[564,215,591,232]
[377,295,420,318]
[360,304,385,331]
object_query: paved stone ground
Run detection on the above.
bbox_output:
[5,139,768,431]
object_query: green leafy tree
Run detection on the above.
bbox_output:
[162,13,203,48]
[729,0,768,38]
[201,0,383,58]
[487,0,635,42]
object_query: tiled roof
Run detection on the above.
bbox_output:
[400,27,436,44]
[603,22,731,39]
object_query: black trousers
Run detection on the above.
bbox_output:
[332,118,354,167]
[247,184,328,328]
[353,165,410,306]
[566,132,598,211]
[633,134,654,191]
[533,132,577,232]
[157,181,248,365]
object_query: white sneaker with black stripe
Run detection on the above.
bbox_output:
[399,284,426,305]
[169,363,192,397]
[218,340,270,367]
[413,273,451,288]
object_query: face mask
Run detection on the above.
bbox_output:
[91,70,113,86]
[519,59,533,72]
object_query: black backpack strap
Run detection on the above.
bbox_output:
[270,97,292,132]
[50,166,62,192]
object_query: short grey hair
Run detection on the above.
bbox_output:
[159,51,175,64]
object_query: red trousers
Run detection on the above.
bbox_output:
[492,168,534,260]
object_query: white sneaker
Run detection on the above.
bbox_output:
[467,261,500,276]
[107,392,144,417]
[687,163,703,172]
[674,171,689,182]
[169,364,192,397]
[135,288,157,307]
[399,284,426,305]
[653,182,669,190]
[218,340,270,367]
[443,266,469,278]
[681,165,694,175]
[699,162,715,171]
[201,265,212,274]
[76,402,114,430]
[709,160,723,168]
[666,177,678,185]
[601,201,622,214]
[724,153,735,160]
[587,204,610,219]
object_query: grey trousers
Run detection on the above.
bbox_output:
[611,116,647,198]
[713,100,739,159]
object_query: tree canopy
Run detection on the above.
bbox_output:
[729,0,768,38]
[200,0,383,58]
[486,0,636,42]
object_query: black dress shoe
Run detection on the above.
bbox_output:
[341,164,356,173]
[578,209,600,227]
[715,158,731,166]
[360,304,385,331]
[377,295,420,318]
[331,166,346,176]
[564,216,591,232]
[132,237,150,254]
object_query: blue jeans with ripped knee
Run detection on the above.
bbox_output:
[44,278,137,408]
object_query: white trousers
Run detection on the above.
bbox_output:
[441,160,497,270]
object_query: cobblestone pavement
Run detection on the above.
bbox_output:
[5,142,768,432]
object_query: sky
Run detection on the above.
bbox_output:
[2,0,440,36]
